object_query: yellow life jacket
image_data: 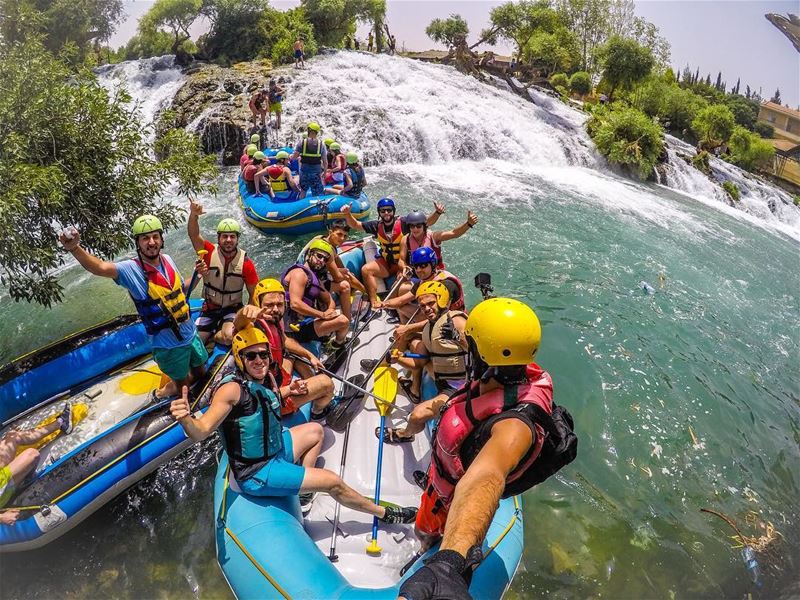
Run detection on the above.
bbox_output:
[132,257,190,337]
[376,218,403,264]
[268,165,289,192]
[421,310,468,379]
[203,246,246,308]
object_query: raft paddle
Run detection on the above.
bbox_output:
[366,365,399,555]
[186,249,209,297]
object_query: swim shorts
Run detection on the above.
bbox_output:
[239,429,305,497]
[152,332,208,382]
[195,304,242,334]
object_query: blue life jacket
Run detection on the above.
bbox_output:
[217,374,283,481]
[343,165,365,198]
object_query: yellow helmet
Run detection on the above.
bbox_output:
[308,238,333,257]
[232,326,269,371]
[252,278,285,306]
[416,280,449,310]
[465,298,541,366]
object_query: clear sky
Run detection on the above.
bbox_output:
[111,0,800,107]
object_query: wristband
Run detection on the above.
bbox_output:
[467,222,473,228]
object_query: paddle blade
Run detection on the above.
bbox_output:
[366,538,382,555]
[372,366,398,417]
[326,375,367,432]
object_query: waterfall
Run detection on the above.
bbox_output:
[95,55,186,135]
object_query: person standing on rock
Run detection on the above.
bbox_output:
[294,38,305,69]
[292,122,327,199]
[368,31,374,52]
[268,79,284,130]
[249,89,269,127]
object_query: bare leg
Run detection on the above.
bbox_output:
[286,374,334,413]
[215,321,235,346]
[396,395,447,438]
[313,315,350,343]
[362,261,390,308]
[332,280,352,320]
[300,467,386,518]
[288,422,324,468]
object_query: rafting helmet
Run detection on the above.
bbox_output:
[217,218,241,235]
[253,151,266,162]
[233,326,270,372]
[323,137,334,146]
[307,122,321,132]
[131,215,163,237]
[465,298,541,367]
[252,278,285,307]
[405,210,427,228]
[410,246,437,268]
[246,144,258,157]
[376,197,395,212]
[346,152,359,165]
[416,280,449,310]
[275,150,290,161]
[250,133,260,144]
[308,238,334,258]
[330,142,341,151]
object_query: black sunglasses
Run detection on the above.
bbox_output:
[241,350,270,361]
[378,208,394,213]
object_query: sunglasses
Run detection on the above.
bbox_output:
[378,208,394,214]
[409,223,424,229]
[309,251,329,261]
[241,350,270,362]
[413,263,432,269]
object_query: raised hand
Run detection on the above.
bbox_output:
[59,227,81,251]
[466,210,478,227]
[289,379,308,396]
[188,197,205,217]
[433,201,446,215]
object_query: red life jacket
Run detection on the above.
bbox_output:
[407,230,444,270]
[376,218,403,264]
[428,363,553,508]
[255,317,285,386]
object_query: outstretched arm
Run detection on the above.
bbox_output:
[187,198,206,252]
[341,203,365,231]
[434,211,478,243]
[427,201,446,226]
[170,384,236,442]
[440,418,532,556]
[59,230,118,279]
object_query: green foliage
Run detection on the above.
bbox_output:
[139,0,202,54]
[301,0,386,49]
[122,29,191,60]
[0,0,124,62]
[425,14,469,48]
[595,35,654,98]
[722,94,759,130]
[549,72,568,88]
[793,195,800,206]
[692,104,735,146]
[491,1,561,58]
[525,27,580,74]
[569,71,592,96]
[587,104,664,179]
[722,181,740,201]
[726,126,775,172]
[261,7,317,65]
[691,150,710,174]
[754,122,775,139]
[0,39,218,306]
[633,77,707,132]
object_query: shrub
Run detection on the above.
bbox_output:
[692,104,735,147]
[754,122,774,139]
[722,180,740,201]
[727,126,775,171]
[691,150,710,174]
[569,71,591,96]
[587,105,664,179]
[549,72,568,89]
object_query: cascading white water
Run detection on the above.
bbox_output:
[95,55,186,137]
[276,51,799,240]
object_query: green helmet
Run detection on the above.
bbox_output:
[253,151,266,161]
[246,144,258,156]
[330,142,341,151]
[250,133,260,143]
[308,238,334,257]
[346,152,358,164]
[308,122,321,132]
[324,137,334,146]
[275,150,290,160]
[132,215,163,237]
[217,218,241,235]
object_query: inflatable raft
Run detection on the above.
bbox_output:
[212,247,524,599]
[0,301,234,552]
[238,146,370,236]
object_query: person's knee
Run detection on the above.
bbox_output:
[339,280,351,295]
[335,315,349,329]
[317,375,334,396]
[305,422,324,444]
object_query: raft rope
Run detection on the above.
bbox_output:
[217,464,292,600]
[240,193,336,224]
[0,352,231,514]
[484,495,522,559]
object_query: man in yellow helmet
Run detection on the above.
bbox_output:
[234,279,335,421]
[188,198,259,345]
[291,122,328,199]
[59,216,207,398]
[170,326,417,522]
[376,281,468,444]
[402,298,575,599]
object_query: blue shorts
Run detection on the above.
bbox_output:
[239,429,305,497]
[299,165,324,197]
[294,49,303,59]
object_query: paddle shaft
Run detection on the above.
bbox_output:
[342,274,408,357]
[370,413,388,546]
[337,293,364,396]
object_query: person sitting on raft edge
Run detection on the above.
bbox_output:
[265,150,301,200]
[326,152,366,198]
[169,325,418,521]
[59,217,208,399]
[341,198,444,310]
[400,298,576,600]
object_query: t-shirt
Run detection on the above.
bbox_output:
[114,254,196,349]
[242,163,259,182]
[201,240,259,309]
[239,154,251,170]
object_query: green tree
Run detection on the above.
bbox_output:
[122,27,185,60]
[569,71,592,96]
[425,14,470,49]
[727,126,776,171]
[524,26,580,75]
[549,72,568,88]
[587,104,664,179]
[723,94,760,130]
[595,35,654,99]
[0,39,218,306]
[754,122,774,139]
[198,0,270,63]
[555,0,609,72]
[634,77,707,133]
[692,104,735,147]
[301,0,385,49]
[140,0,202,54]
[261,6,317,65]
[490,0,561,60]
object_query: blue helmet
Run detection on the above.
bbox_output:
[410,246,437,267]
[376,197,395,212]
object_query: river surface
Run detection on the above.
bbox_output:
[0,53,798,599]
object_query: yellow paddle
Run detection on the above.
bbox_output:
[119,365,165,395]
[367,366,398,555]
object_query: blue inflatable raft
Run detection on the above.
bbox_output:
[238,146,371,236]
[212,246,524,598]
[0,300,233,552]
